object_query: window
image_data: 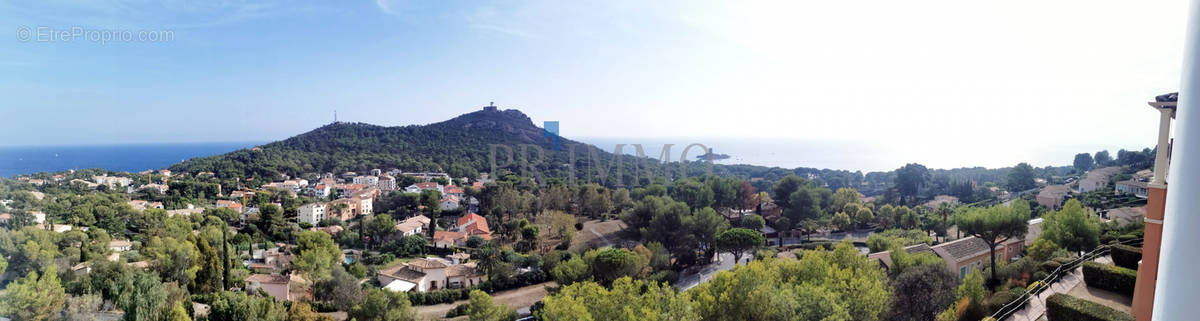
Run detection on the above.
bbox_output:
[960,267,966,279]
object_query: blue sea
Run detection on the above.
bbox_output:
[0,142,263,178]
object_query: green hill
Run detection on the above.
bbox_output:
[170,107,795,187]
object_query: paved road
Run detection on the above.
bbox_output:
[676,232,877,291]
[413,281,555,320]
[675,252,738,290]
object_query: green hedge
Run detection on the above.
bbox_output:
[985,291,1018,314]
[407,288,470,305]
[1110,244,1141,270]
[1081,262,1136,296]
[784,241,837,251]
[1041,260,1063,273]
[1046,293,1134,321]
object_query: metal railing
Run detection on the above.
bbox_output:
[988,237,1144,320]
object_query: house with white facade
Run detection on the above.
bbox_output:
[313,184,331,198]
[395,215,430,236]
[93,175,132,188]
[353,175,379,186]
[378,176,396,191]
[377,257,486,292]
[439,195,460,211]
[298,203,327,225]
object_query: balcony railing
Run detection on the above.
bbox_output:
[989,237,1144,320]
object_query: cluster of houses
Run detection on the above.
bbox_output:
[1032,167,1150,226]
[238,211,491,301]
[70,238,152,275]
[15,170,175,196]
[432,213,493,248]
[1114,169,1154,199]
[294,171,481,226]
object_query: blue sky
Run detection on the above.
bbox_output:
[0,0,1190,169]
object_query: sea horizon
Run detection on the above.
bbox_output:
[0,138,1151,178]
[0,141,265,178]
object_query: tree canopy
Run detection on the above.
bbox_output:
[1041,199,1101,254]
[714,228,764,264]
[955,200,1030,283]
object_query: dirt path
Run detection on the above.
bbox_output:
[569,219,627,252]
[414,281,556,320]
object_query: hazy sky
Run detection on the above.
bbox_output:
[0,1,1189,169]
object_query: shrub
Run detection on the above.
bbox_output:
[788,241,838,251]
[1117,234,1137,243]
[362,253,395,265]
[935,302,960,321]
[1009,286,1028,298]
[1046,293,1134,321]
[407,288,469,305]
[308,300,339,313]
[648,270,679,284]
[1028,238,1060,262]
[445,304,469,318]
[754,249,778,261]
[1100,234,1116,245]
[1081,262,1136,296]
[1041,260,1063,273]
[986,291,1016,314]
[1033,271,1049,282]
[1109,244,1141,270]
[1052,257,1077,265]
[477,270,549,293]
[999,258,1036,282]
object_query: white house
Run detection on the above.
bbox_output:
[358,197,374,215]
[353,175,379,186]
[109,240,134,252]
[378,176,396,191]
[404,182,443,194]
[439,195,460,211]
[395,215,430,236]
[377,257,486,292]
[93,175,132,187]
[298,203,327,225]
[139,183,169,194]
[313,184,331,198]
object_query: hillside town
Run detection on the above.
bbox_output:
[0,130,1161,321]
[0,97,1179,321]
[0,91,1180,321]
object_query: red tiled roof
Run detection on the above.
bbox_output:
[447,264,483,277]
[457,213,487,228]
[434,231,465,242]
